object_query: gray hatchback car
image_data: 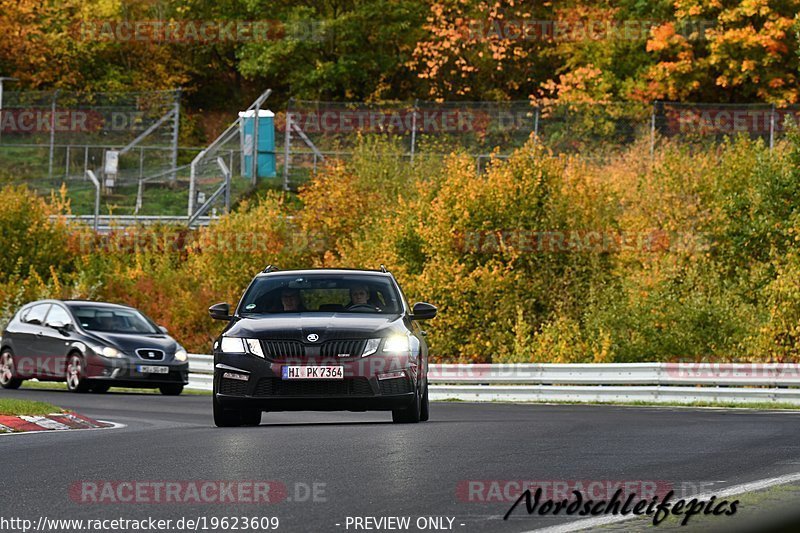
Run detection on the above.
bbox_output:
[0,300,189,394]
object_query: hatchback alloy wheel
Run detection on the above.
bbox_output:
[66,354,90,393]
[0,351,22,389]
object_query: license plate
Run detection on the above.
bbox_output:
[138,365,169,374]
[282,366,343,380]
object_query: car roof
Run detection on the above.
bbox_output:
[256,268,393,278]
[61,300,138,310]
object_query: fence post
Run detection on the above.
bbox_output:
[170,89,181,182]
[283,100,293,191]
[86,170,100,231]
[64,145,70,178]
[769,104,776,150]
[410,99,419,164]
[48,91,58,181]
[251,95,261,187]
[533,106,540,142]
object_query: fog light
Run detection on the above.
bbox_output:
[223,372,249,382]
[378,371,406,380]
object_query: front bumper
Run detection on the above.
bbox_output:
[86,355,189,387]
[213,352,420,412]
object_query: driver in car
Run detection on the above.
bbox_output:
[281,289,305,312]
[347,285,380,311]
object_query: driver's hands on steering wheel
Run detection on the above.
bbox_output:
[346,303,381,311]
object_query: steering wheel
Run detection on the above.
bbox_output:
[347,304,379,311]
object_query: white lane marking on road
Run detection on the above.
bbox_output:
[523,471,800,533]
[0,420,126,437]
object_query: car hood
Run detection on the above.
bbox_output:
[225,313,406,342]
[84,331,178,355]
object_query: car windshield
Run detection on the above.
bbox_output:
[238,274,402,315]
[67,305,160,334]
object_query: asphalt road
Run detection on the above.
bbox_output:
[2,387,800,533]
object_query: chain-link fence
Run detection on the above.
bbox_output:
[4,91,799,220]
[0,89,184,215]
[655,102,800,147]
[279,99,800,188]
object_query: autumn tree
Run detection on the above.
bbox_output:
[644,0,800,104]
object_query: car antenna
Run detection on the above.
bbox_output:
[380,265,387,273]
[262,264,280,273]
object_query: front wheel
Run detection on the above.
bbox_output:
[213,393,243,427]
[66,354,90,393]
[392,387,421,424]
[91,383,111,393]
[159,384,184,396]
[420,383,430,422]
[0,350,23,390]
[241,409,261,426]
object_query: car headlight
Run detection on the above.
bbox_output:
[220,336,246,353]
[383,335,410,353]
[220,337,264,358]
[174,347,188,362]
[88,344,123,358]
[362,338,381,357]
[244,339,264,358]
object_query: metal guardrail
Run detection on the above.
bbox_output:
[54,215,217,232]
[186,355,800,405]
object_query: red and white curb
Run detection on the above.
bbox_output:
[0,412,115,434]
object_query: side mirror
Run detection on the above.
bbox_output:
[411,302,437,320]
[158,325,169,334]
[209,303,233,321]
[47,321,71,333]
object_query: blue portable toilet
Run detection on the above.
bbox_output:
[239,109,276,178]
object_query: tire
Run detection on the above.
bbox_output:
[419,383,430,422]
[213,392,243,427]
[240,409,261,426]
[0,350,23,390]
[91,383,111,393]
[66,354,90,393]
[159,384,184,396]
[392,386,421,424]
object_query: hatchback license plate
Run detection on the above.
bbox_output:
[138,365,169,374]
[282,366,343,380]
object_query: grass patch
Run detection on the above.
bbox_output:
[0,398,63,416]
[471,399,800,411]
[20,380,211,395]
